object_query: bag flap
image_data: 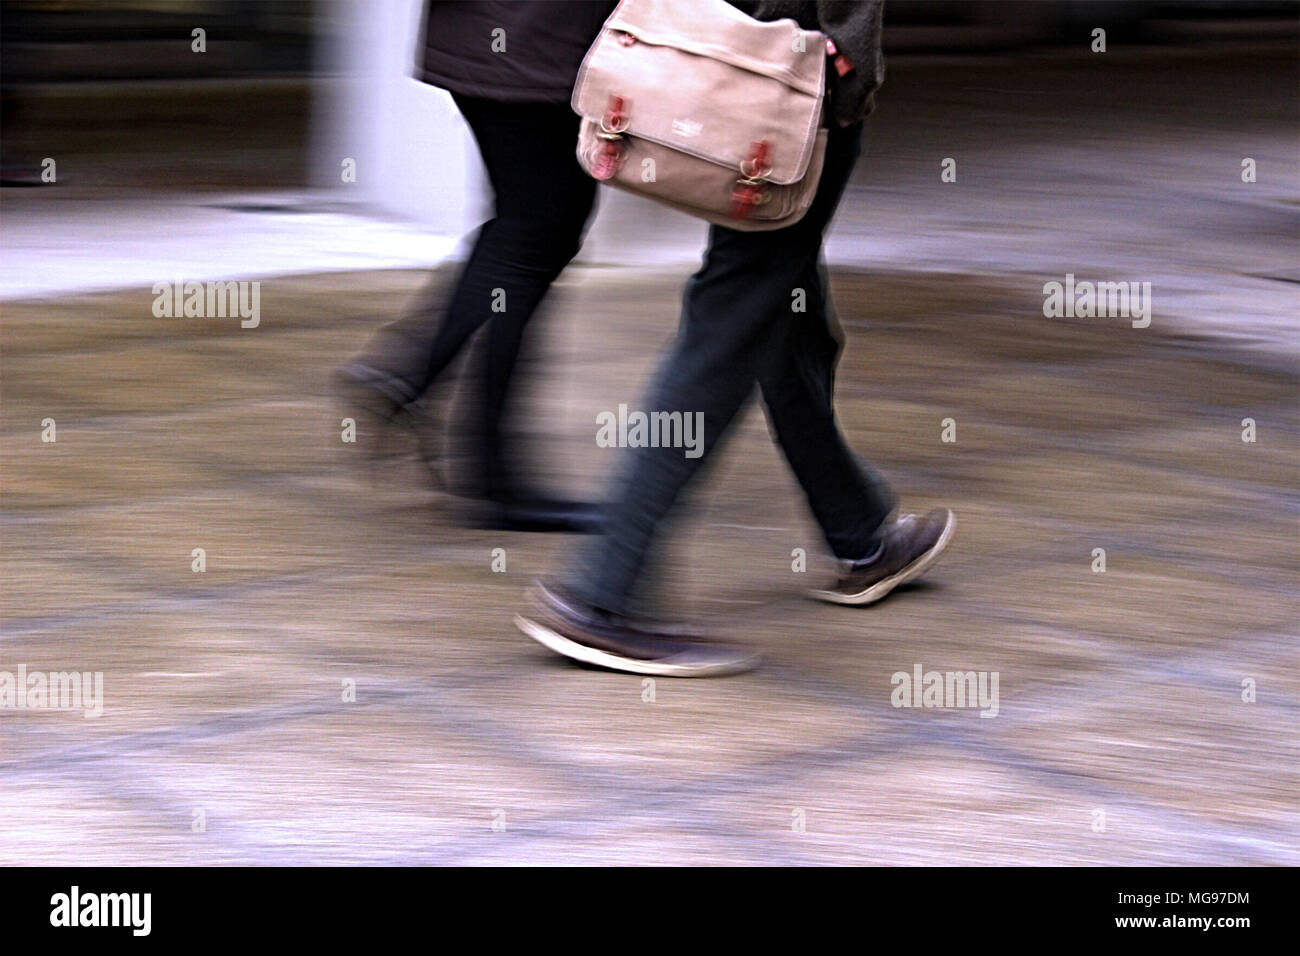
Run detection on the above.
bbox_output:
[573,0,825,184]
[608,0,825,96]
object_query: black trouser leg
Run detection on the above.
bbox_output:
[352,95,597,490]
[757,257,895,559]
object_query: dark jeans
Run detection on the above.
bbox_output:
[355,93,597,497]
[569,121,896,616]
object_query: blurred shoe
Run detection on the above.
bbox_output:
[471,495,604,534]
[515,581,759,677]
[335,366,599,531]
[1,172,43,187]
[333,363,447,487]
[812,508,955,606]
[333,363,407,437]
[1,160,45,187]
[335,361,416,408]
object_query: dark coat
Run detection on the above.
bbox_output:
[417,0,884,123]
[417,0,617,103]
[729,1,886,125]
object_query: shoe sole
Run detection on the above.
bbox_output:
[812,510,956,606]
[514,614,758,678]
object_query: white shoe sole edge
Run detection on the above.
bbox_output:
[812,510,957,606]
[514,614,757,678]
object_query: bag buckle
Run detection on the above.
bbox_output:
[591,95,629,181]
[730,141,772,219]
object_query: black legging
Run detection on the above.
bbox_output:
[354,94,597,497]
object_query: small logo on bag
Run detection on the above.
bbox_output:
[671,118,702,139]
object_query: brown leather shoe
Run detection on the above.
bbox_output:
[515,581,759,677]
[811,508,956,606]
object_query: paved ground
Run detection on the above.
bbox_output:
[1,261,1296,865]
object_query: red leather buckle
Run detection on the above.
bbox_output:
[592,94,629,181]
[730,140,772,220]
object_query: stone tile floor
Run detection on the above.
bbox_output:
[1,266,1295,864]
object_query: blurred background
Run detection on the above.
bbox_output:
[1,0,1297,866]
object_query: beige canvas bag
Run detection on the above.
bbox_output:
[572,0,828,231]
